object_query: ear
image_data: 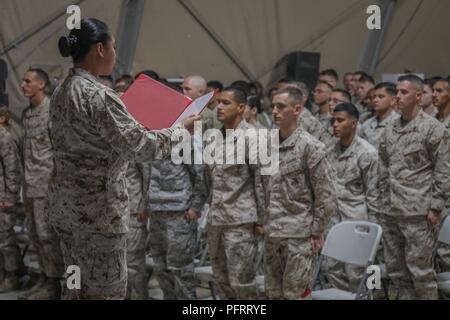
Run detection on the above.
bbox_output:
[38,80,46,91]
[416,88,423,102]
[293,104,302,116]
[96,42,105,58]
[238,103,246,114]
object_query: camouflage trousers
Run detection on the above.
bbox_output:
[207,223,257,300]
[126,216,148,300]
[149,211,197,300]
[265,237,316,300]
[0,209,23,272]
[54,228,127,300]
[380,214,438,300]
[25,197,64,278]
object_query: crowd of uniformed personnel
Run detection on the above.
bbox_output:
[0,18,449,300]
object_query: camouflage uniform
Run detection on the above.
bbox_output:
[201,107,221,132]
[299,108,334,147]
[0,126,23,284]
[359,111,399,150]
[125,161,150,300]
[49,68,180,299]
[325,136,382,292]
[22,96,64,283]
[435,114,450,277]
[379,110,450,299]
[317,112,332,130]
[264,127,336,299]
[148,159,207,300]
[205,120,265,300]
[6,118,24,161]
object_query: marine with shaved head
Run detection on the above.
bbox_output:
[378,75,450,299]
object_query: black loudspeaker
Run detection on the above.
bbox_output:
[271,51,321,92]
[286,51,320,92]
[0,59,8,106]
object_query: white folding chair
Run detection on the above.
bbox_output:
[436,216,450,296]
[311,221,383,300]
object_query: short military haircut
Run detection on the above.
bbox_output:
[320,68,339,81]
[334,102,360,120]
[332,88,351,102]
[230,80,251,96]
[317,80,334,91]
[223,86,247,104]
[374,82,396,96]
[435,77,450,88]
[398,74,424,89]
[207,80,224,92]
[284,80,310,97]
[359,74,375,84]
[267,87,278,99]
[27,68,49,86]
[354,70,369,78]
[273,87,304,106]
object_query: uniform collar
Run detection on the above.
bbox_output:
[70,68,101,85]
[372,110,397,128]
[436,113,450,128]
[30,95,49,109]
[335,135,358,160]
[393,109,424,133]
[279,126,302,149]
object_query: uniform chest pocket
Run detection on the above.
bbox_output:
[33,133,51,151]
[280,161,306,201]
[403,144,426,171]
[344,168,364,195]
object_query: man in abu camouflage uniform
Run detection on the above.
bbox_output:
[182,75,219,132]
[432,77,450,286]
[379,75,450,300]
[0,107,23,292]
[263,87,336,299]
[325,103,382,292]
[359,82,399,150]
[125,161,150,299]
[147,156,207,300]
[20,68,64,299]
[205,86,266,299]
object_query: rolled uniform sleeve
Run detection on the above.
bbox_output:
[308,146,337,236]
[427,125,450,212]
[360,152,382,223]
[186,163,208,214]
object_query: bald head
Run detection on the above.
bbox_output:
[182,75,207,100]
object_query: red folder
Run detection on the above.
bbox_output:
[121,74,192,130]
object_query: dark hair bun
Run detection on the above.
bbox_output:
[58,35,79,58]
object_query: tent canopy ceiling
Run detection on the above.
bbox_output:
[1,0,449,117]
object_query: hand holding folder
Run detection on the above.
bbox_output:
[121,74,213,131]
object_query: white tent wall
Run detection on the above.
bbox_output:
[1,0,450,120]
[0,0,122,118]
